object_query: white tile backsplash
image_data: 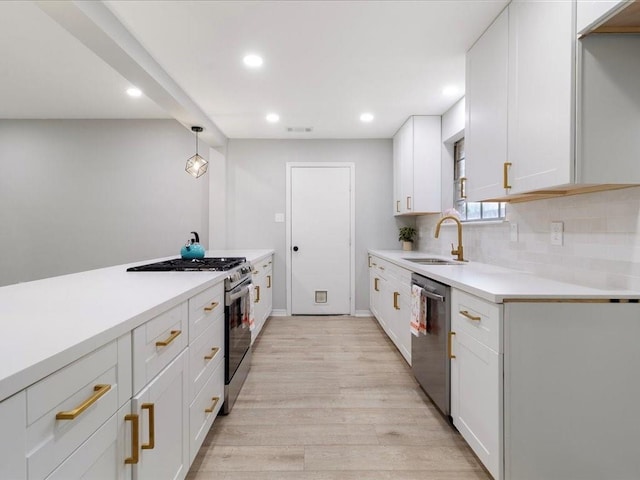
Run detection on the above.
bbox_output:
[416,186,640,291]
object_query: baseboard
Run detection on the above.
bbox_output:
[355,310,373,317]
[270,309,288,317]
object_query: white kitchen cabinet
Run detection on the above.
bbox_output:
[251,255,273,343]
[393,116,442,215]
[368,255,411,365]
[0,391,26,479]
[450,289,502,480]
[465,7,509,202]
[188,282,224,342]
[132,350,189,480]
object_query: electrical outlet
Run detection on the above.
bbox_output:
[550,221,564,246]
[274,213,285,223]
[510,223,518,242]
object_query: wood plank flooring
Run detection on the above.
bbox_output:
[186,316,491,480]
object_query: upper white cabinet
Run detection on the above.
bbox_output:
[465,0,640,202]
[465,8,509,202]
[393,116,442,215]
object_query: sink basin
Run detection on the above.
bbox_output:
[403,257,465,266]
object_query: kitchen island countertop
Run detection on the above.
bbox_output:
[369,249,640,303]
[0,249,273,402]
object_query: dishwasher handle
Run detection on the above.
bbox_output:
[419,288,445,302]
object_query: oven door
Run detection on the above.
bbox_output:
[225,279,252,383]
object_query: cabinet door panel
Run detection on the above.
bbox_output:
[465,8,508,202]
[451,328,501,480]
[133,351,188,480]
[0,392,26,479]
[508,0,574,193]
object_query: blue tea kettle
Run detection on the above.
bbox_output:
[180,231,206,259]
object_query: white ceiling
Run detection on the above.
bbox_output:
[1,0,509,139]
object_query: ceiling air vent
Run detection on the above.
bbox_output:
[287,127,313,133]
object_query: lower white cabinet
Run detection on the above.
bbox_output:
[368,255,411,365]
[132,350,189,480]
[0,391,26,479]
[188,361,224,464]
[251,255,273,343]
[450,289,503,480]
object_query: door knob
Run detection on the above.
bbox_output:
[293,246,299,252]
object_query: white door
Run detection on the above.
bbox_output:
[288,164,354,315]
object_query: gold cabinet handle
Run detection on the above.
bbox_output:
[255,285,261,303]
[205,396,220,413]
[396,200,400,213]
[204,301,219,312]
[124,414,139,464]
[141,403,155,450]
[406,196,412,210]
[448,332,456,359]
[204,346,220,361]
[503,162,512,189]
[252,270,259,275]
[374,278,379,292]
[379,266,385,271]
[368,256,372,268]
[267,275,271,288]
[56,384,111,420]
[263,264,268,268]
[393,292,400,310]
[155,330,181,347]
[460,177,467,199]
[460,310,481,321]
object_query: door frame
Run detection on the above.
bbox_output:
[285,162,355,316]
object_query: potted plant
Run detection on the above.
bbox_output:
[398,226,417,251]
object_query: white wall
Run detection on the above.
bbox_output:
[416,186,640,291]
[0,119,209,286]
[224,139,401,313]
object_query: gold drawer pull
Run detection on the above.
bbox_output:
[255,285,261,303]
[396,200,400,213]
[204,301,219,312]
[460,310,481,321]
[374,278,380,292]
[460,177,467,199]
[503,162,512,189]
[267,275,272,288]
[252,270,259,275]
[204,347,220,361]
[379,266,385,271]
[124,414,139,464]
[406,196,411,210]
[56,384,111,420]
[156,330,181,347]
[263,264,268,268]
[393,292,400,310]
[448,332,456,359]
[141,403,155,450]
[205,396,220,413]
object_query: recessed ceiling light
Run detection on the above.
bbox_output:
[126,87,142,97]
[360,112,374,123]
[243,54,263,68]
[442,85,461,97]
[266,113,280,123]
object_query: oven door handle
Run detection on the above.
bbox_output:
[227,284,251,303]
[419,288,445,303]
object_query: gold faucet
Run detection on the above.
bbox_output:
[434,215,465,262]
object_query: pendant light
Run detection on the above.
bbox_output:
[185,126,208,178]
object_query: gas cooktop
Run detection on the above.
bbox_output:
[127,257,247,272]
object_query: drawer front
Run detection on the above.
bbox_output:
[133,302,188,394]
[188,315,225,402]
[189,361,224,464]
[26,342,121,480]
[188,282,224,342]
[451,289,502,353]
[0,392,26,480]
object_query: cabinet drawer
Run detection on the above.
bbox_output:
[0,392,26,480]
[189,315,224,402]
[189,361,224,464]
[188,282,224,342]
[133,302,188,394]
[452,289,502,353]
[26,341,121,480]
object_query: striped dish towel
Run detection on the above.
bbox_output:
[410,284,422,336]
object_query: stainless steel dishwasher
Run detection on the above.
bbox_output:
[411,273,451,420]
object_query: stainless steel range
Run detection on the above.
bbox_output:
[127,256,253,414]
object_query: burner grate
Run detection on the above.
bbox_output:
[127,257,247,272]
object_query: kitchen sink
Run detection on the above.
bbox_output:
[403,257,465,266]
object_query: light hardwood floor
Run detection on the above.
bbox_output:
[187,316,491,480]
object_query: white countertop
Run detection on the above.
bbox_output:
[0,249,273,402]
[369,250,640,303]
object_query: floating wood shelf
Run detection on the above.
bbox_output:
[591,0,640,34]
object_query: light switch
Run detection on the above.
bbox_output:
[510,223,518,243]
[550,221,564,246]
[275,213,285,223]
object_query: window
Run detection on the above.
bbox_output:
[453,138,506,221]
